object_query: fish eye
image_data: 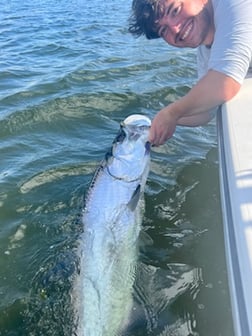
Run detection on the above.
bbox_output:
[140,125,150,131]
[113,128,126,144]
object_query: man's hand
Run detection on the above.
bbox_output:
[148,70,241,146]
[148,105,178,146]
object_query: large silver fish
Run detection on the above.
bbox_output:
[74,114,151,336]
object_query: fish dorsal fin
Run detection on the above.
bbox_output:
[128,184,141,211]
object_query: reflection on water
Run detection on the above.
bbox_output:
[134,150,234,336]
[131,262,203,336]
[0,139,234,335]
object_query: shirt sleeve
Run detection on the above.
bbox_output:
[198,0,252,84]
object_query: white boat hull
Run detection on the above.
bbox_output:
[218,77,252,336]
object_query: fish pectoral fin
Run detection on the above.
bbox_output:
[139,230,153,249]
[127,184,141,211]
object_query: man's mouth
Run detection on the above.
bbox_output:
[179,21,193,41]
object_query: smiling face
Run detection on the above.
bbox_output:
[155,0,214,48]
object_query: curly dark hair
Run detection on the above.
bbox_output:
[128,0,161,39]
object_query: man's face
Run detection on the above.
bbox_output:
[155,0,214,48]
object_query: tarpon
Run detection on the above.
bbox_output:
[74,114,151,336]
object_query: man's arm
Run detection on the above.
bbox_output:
[177,109,215,127]
[149,70,241,145]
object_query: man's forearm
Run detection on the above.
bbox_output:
[177,110,216,126]
[172,69,241,121]
[149,70,241,145]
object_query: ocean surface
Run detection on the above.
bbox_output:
[0,0,234,335]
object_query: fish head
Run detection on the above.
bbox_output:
[106,114,151,182]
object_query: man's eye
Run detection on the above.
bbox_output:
[172,5,181,17]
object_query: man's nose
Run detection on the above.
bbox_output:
[161,16,181,34]
[170,23,181,34]
[168,16,182,34]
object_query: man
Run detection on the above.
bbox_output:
[129,0,252,146]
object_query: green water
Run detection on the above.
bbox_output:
[0,0,234,335]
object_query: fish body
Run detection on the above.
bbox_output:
[75,114,151,336]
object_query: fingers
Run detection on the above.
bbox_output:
[149,121,175,146]
[148,117,164,145]
[148,130,166,146]
[148,106,177,146]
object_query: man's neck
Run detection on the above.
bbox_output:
[203,0,215,47]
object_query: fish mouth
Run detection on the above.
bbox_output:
[123,115,151,141]
[123,114,151,129]
[177,19,193,43]
[114,114,151,144]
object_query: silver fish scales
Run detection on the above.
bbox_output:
[74,114,151,336]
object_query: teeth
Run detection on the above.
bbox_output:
[181,22,192,40]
